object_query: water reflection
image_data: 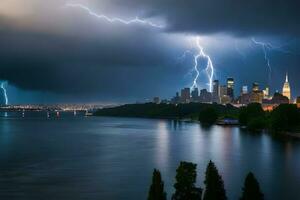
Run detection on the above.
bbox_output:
[171,120,183,131]
[260,133,272,167]
[0,119,12,146]
[0,117,300,200]
[155,120,170,170]
[188,123,204,162]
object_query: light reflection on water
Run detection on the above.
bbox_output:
[155,120,170,171]
[0,116,300,200]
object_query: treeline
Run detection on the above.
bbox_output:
[239,103,300,132]
[95,102,300,132]
[147,161,263,200]
[95,103,238,120]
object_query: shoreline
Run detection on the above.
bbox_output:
[95,114,300,139]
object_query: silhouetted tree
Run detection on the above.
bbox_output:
[203,161,227,200]
[148,169,167,200]
[172,162,202,200]
[270,104,300,131]
[95,102,239,120]
[239,103,266,130]
[199,107,218,125]
[147,169,167,200]
[240,172,264,200]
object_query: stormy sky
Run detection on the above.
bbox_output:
[0,0,300,104]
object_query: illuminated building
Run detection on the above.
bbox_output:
[220,95,231,104]
[242,86,248,94]
[297,97,300,108]
[262,92,289,111]
[250,91,263,103]
[250,83,263,103]
[181,88,190,103]
[219,85,230,104]
[240,93,251,105]
[282,73,291,100]
[263,86,270,99]
[212,80,220,103]
[252,82,259,92]
[227,77,234,100]
[272,92,289,104]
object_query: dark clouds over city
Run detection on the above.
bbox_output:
[0,0,300,103]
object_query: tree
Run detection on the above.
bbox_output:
[203,161,227,200]
[270,104,300,131]
[239,106,248,125]
[239,103,266,130]
[246,117,266,131]
[147,169,167,200]
[240,172,264,200]
[199,107,218,125]
[172,162,202,200]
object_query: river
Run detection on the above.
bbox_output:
[0,113,299,199]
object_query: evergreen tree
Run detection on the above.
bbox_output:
[147,169,167,200]
[203,161,227,200]
[240,172,264,200]
[172,162,202,200]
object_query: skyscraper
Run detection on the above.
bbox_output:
[191,87,199,102]
[282,73,291,100]
[181,88,191,103]
[171,92,180,104]
[220,85,230,104]
[227,77,234,100]
[212,80,220,103]
[199,89,212,103]
[250,82,263,103]
[252,82,259,92]
[242,86,248,94]
[263,86,270,99]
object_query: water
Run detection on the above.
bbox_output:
[0,113,300,200]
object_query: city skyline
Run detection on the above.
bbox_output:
[0,0,300,104]
[163,72,294,106]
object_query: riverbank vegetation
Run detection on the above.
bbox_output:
[147,161,263,200]
[95,103,239,120]
[95,102,300,134]
[239,103,300,133]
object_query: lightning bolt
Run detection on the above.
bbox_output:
[251,38,272,85]
[0,81,8,105]
[234,40,246,61]
[191,48,201,89]
[192,37,214,92]
[65,3,164,29]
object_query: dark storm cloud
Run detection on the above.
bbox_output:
[108,0,300,36]
[0,0,300,102]
[0,16,185,99]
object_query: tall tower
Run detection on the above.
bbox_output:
[227,77,234,100]
[212,80,220,103]
[181,88,191,103]
[282,73,291,100]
